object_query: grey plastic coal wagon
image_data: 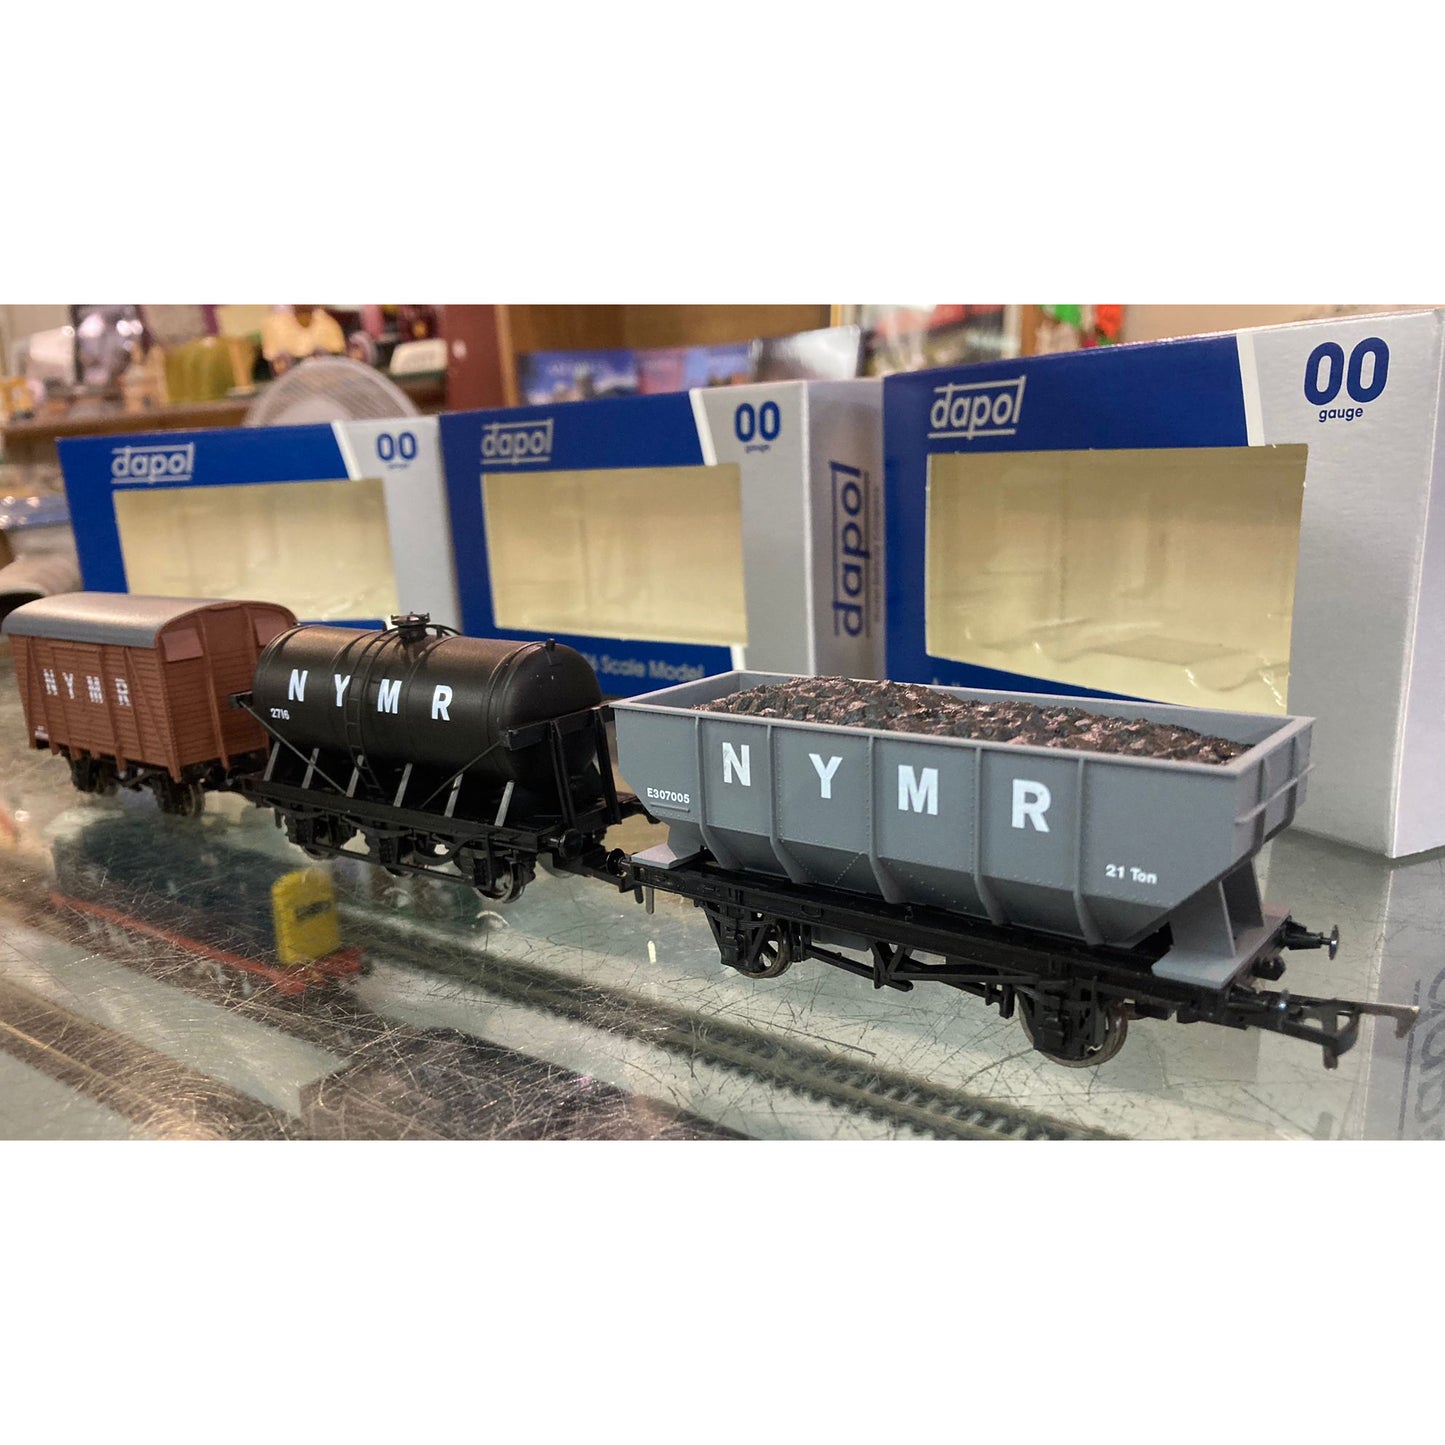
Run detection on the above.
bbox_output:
[612,672,1314,992]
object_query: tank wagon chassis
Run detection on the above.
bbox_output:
[597,852,1417,1069]
[229,692,623,904]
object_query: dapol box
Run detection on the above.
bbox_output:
[58,418,460,630]
[438,380,883,697]
[884,309,1445,858]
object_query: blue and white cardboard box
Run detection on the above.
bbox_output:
[438,380,883,697]
[58,417,460,631]
[884,309,1445,858]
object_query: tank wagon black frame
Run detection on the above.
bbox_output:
[4,594,1420,1073]
[231,614,622,902]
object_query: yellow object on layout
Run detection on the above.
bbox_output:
[271,869,342,966]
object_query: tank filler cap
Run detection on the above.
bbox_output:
[390,612,431,644]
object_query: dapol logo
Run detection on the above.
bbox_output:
[928,376,1027,441]
[831,461,871,638]
[109,442,196,485]
[481,417,554,465]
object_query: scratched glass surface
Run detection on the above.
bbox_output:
[0,652,1437,1141]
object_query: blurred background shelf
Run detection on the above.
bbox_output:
[447,303,832,409]
[1,373,449,466]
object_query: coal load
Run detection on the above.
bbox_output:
[698,677,1247,764]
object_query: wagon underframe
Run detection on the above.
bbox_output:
[592,849,1416,1069]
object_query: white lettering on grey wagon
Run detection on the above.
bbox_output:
[723,742,751,786]
[898,765,938,815]
[810,753,842,798]
[1012,779,1051,831]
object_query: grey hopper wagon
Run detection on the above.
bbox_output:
[612,671,1314,993]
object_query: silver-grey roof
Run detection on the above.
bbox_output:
[0,593,284,649]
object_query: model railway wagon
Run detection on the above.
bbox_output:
[234,613,617,902]
[3,593,1420,1071]
[606,672,1416,1067]
[3,594,296,814]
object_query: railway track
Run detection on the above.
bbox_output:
[2,884,736,1140]
[340,900,1109,1141]
[0,851,1105,1138]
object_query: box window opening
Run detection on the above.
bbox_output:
[925,445,1308,714]
[483,465,748,647]
[114,479,400,622]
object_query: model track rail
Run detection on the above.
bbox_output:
[0,973,293,1139]
[1,862,735,1139]
[13,854,1098,1138]
[336,899,1107,1140]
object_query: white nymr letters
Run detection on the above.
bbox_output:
[481,417,554,466]
[927,377,1027,442]
[718,743,1053,828]
[288,669,454,719]
[110,442,196,484]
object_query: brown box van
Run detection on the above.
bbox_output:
[3,593,296,813]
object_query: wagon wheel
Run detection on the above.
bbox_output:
[152,778,206,817]
[301,818,353,861]
[1017,993,1130,1068]
[709,912,799,979]
[72,760,120,797]
[173,782,206,817]
[747,922,798,978]
[475,865,527,904]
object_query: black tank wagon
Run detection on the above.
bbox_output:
[234,613,617,901]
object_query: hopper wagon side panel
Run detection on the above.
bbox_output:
[614,671,1313,953]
